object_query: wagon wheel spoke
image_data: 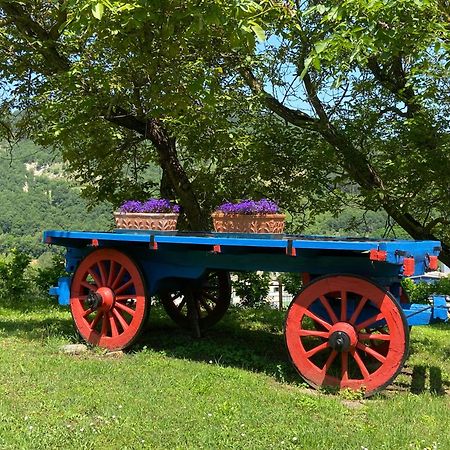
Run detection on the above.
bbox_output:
[80,281,96,291]
[97,261,107,286]
[358,332,391,341]
[108,312,119,338]
[301,307,332,331]
[115,301,136,316]
[176,297,187,312]
[341,352,349,382]
[202,291,219,303]
[305,342,329,358]
[160,271,231,331]
[82,307,94,318]
[107,260,117,287]
[113,307,129,330]
[90,311,103,329]
[356,342,386,363]
[100,312,110,337]
[199,297,213,314]
[351,350,370,380]
[318,295,338,324]
[356,312,386,332]
[321,350,337,375]
[349,296,368,324]
[87,268,102,288]
[340,290,347,322]
[115,295,136,302]
[115,279,134,295]
[111,266,126,290]
[170,292,182,302]
[298,329,330,339]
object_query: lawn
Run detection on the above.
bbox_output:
[0,297,449,450]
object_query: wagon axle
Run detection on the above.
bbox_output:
[86,291,102,311]
[328,331,351,352]
[328,322,358,353]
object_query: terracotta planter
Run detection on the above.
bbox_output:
[211,212,286,233]
[114,212,179,231]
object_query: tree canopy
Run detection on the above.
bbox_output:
[1,1,449,261]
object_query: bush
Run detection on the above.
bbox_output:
[278,272,302,296]
[33,253,67,294]
[0,249,32,299]
[233,271,271,307]
[401,277,450,304]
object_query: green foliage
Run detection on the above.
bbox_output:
[402,277,450,304]
[33,253,67,294]
[232,271,271,307]
[0,249,31,298]
[278,272,302,296]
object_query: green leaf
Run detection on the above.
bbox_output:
[299,56,313,79]
[251,23,266,42]
[314,40,328,54]
[312,56,321,70]
[92,3,104,20]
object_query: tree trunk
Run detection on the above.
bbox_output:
[106,110,209,230]
[146,119,209,231]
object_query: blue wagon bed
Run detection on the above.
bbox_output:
[44,229,448,396]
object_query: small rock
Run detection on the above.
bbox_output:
[103,350,124,358]
[342,399,365,409]
[60,344,88,355]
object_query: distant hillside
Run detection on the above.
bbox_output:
[0,141,113,256]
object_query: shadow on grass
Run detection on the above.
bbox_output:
[405,365,447,395]
[1,302,448,396]
[135,308,300,384]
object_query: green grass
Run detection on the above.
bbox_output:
[0,297,449,449]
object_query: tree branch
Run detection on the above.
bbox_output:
[0,1,70,72]
[239,67,320,128]
[367,55,420,116]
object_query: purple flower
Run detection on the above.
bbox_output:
[119,200,143,213]
[216,199,280,215]
[119,198,180,213]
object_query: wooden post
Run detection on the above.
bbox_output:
[278,278,283,311]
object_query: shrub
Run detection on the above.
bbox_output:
[401,277,450,303]
[233,271,271,307]
[0,249,32,299]
[278,272,302,296]
[33,253,67,294]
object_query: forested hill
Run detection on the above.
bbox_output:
[0,141,112,257]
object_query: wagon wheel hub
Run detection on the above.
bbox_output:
[93,286,115,312]
[328,322,357,352]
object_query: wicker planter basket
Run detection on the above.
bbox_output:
[114,212,179,231]
[211,212,285,234]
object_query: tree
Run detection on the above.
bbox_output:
[1,1,449,262]
[238,0,450,263]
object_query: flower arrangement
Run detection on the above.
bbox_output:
[114,198,180,230]
[215,199,280,215]
[212,199,285,233]
[119,199,180,214]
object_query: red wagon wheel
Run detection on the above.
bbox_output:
[285,274,409,396]
[70,248,149,350]
[160,270,231,330]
